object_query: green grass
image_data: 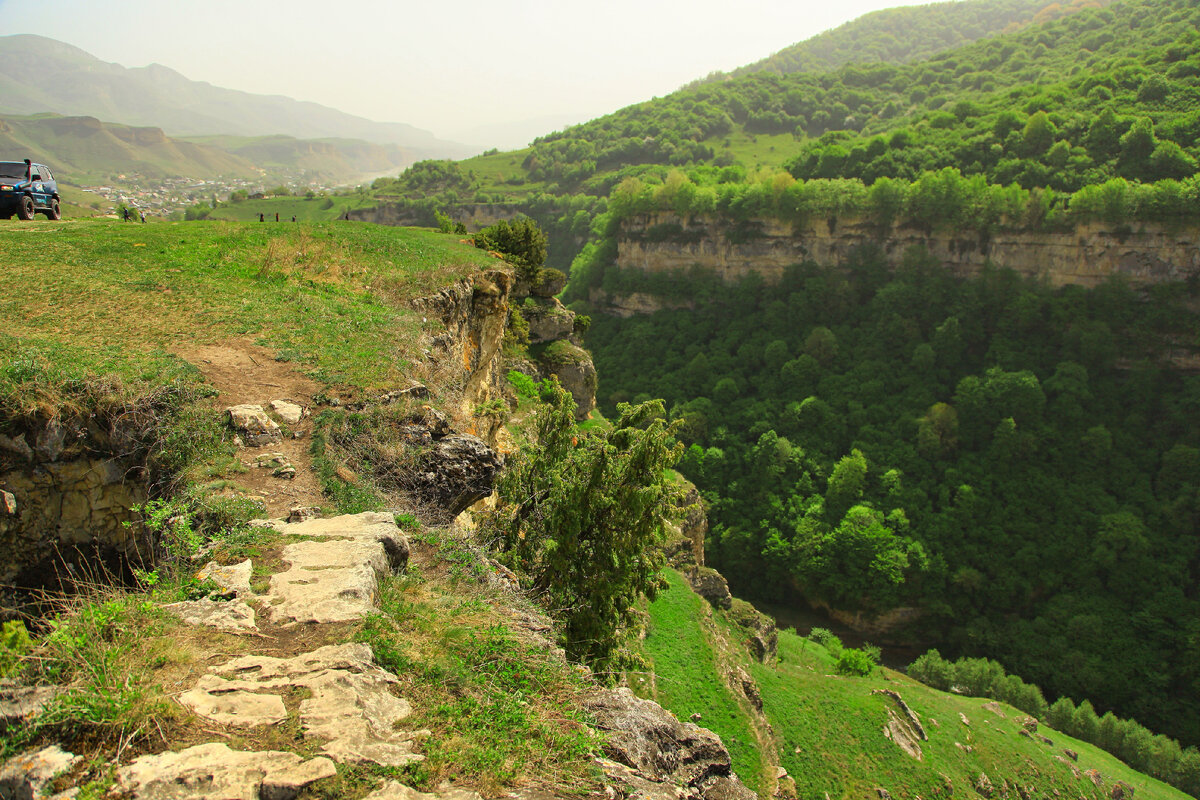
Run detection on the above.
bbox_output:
[642,568,765,791]
[644,569,1191,800]
[0,218,501,405]
[207,195,376,223]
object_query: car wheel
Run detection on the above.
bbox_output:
[16,195,35,220]
[45,198,62,220]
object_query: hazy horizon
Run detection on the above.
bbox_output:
[0,0,935,149]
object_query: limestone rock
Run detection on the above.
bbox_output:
[1020,716,1038,732]
[0,683,62,730]
[960,712,971,727]
[178,644,423,768]
[286,506,320,523]
[688,566,732,610]
[729,599,778,662]
[197,560,253,598]
[1062,748,1078,761]
[1111,781,1134,800]
[117,742,335,800]
[226,405,282,447]
[0,745,81,799]
[973,772,994,798]
[271,511,409,567]
[363,782,482,800]
[539,343,596,421]
[982,701,1005,718]
[269,400,304,425]
[735,667,762,712]
[585,687,755,800]
[409,435,500,518]
[0,491,15,516]
[521,297,576,344]
[267,541,386,625]
[529,269,567,297]
[1085,769,1104,787]
[164,598,258,634]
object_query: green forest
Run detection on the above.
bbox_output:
[582,247,1200,743]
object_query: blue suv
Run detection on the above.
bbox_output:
[0,159,62,220]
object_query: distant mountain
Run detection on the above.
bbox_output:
[703,0,1107,81]
[0,114,255,182]
[0,34,473,159]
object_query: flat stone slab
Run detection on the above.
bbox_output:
[364,782,482,800]
[0,745,81,799]
[178,644,423,768]
[270,400,304,425]
[197,560,254,597]
[164,599,258,634]
[260,514,409,625]
[0,683,63,730]
[117,742,335,800]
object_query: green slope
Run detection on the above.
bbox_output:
[722,0,1101,79]
[643,569,1193,799]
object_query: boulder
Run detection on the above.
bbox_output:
[1111,781,1134,800]
[0,491,15,516]
[585,687,755,800]
[363,782,482,800]
[688,566,732,610]
[538,342,596,421]
[529,269,567,297]
[410,435,501,518]
[521,297,576,344]
[225,405,282,447]
[197,559,253,597]
[973,772,994,798]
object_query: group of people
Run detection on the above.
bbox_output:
[120,207,146,223]
[259,213,298,222]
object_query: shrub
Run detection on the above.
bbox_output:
[836,647,875,676]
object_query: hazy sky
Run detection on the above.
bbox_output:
[0,0,928,146]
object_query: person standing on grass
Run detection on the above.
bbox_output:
[275,212,279,222]
[122,207,130,222]
[260,213,265,222]
[140,210,146,223]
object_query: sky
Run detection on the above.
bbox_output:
[0,0,929,148]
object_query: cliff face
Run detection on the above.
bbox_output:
[615,213,1200,289]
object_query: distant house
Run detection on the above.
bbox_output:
[248,192,266,200]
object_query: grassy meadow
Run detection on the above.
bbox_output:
[641,568,1190,800]
[0,217,500,409]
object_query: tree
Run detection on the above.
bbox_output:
[825,449,868,523]
[487,380,683,675]
[474,217,548,282]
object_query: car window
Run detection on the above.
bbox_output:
[42,168,53,182]
[0,163,26,181]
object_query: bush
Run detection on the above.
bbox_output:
[836,647,875,676]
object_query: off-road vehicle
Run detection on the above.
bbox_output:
[0,159,62,220]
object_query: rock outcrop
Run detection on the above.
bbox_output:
[615,212,1200,291]
[539,341,597,421]
[411,270,512,417]
[688,566,733,610]
[586,688,756,800]
[728,599,779,662]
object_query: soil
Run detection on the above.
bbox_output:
[174,340,327,518]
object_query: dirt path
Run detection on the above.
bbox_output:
[175,341,326,518]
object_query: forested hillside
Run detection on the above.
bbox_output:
[717,0,1098,80]
[448,0,1200,197]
